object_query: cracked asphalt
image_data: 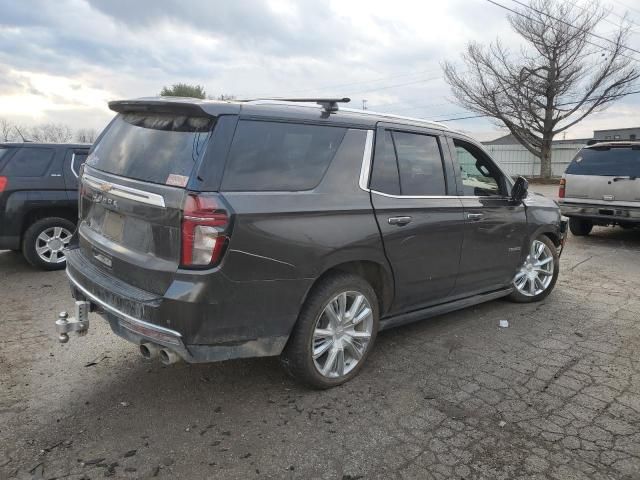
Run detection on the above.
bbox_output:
[1,186,639,479]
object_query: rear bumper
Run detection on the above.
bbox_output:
[559,201,640,224]
[65,247,293,363]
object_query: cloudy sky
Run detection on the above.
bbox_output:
[1,0,639,141]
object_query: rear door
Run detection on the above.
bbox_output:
[369,124,464,314]
[564,145,640,206]
[77,112,216,295]
[447,137,528,295]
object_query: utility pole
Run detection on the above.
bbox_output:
[362,99,368,110]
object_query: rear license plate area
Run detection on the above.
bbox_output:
[599,209,614,216]
[102,210,124,242]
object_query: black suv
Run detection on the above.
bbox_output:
[56,98,566,388]
[0,142,89,269]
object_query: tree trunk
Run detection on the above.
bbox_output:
[540,136,553,179]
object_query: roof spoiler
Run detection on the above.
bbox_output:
[108,99,213,117]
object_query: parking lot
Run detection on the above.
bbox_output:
[1,186,639,480]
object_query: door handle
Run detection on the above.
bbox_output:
[388,216,412,226]
[466,213,484,221]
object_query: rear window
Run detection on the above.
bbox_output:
[87,113,214,186]
[1,147,54,177]
[566,147,640,176]
[221,120,347,191]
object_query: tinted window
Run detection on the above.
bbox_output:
[454,140,503,196]
[566,147,640,176]
[88,113,213,186]
[393,132,446,196]
[370,130,400,195]
[1,147,54,177]
[222,121,346,191]
[71,152,88,177]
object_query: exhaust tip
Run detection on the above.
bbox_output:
[159,348,181,365]
[139,343,160,360]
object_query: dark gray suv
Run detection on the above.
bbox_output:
[56,97,566,388]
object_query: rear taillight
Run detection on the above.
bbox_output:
[0,176,7,192]
[181,193,230,267]
[559,177,566,199]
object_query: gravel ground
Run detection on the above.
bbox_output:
[1,187,639,480]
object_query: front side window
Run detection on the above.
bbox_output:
[454,140,504,196]
[1,147,54,177]
[222,120,346,191]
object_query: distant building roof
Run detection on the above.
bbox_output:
[594,126,640,134]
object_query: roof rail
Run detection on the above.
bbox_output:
[243,97,350,112]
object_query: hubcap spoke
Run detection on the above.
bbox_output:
[536,257,552,266]
[335,348,345,377]
[313,339,334,359]
[38,232,52,242]
[321,347,339,376]
[347,294,364,320]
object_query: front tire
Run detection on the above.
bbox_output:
[22,217,75,271]
[280,273,379,389]
[508,235,559,303]
[569,218,593,236]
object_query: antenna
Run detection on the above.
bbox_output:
[14,126,30,143]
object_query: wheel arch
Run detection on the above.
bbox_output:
[301,259,394,319]
[21,207,78,236]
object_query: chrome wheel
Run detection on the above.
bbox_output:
[35,226,72,264]
[513,239,554,297]
[312,291,373,378]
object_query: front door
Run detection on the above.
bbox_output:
[447,137,528,295]
[369,125,465,314]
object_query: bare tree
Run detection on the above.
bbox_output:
[28,123,73,143]
[0,118,15,142]
[76,128,98,144]
[442,0,639,178]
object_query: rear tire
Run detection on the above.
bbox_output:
[280,273,379,389]
[569,218,593,236]
[22,217,75,271]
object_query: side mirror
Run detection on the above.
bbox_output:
[511,176,528,203]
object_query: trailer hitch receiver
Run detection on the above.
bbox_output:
[56,301,90,343]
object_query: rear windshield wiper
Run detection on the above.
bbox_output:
[612,176,637,181]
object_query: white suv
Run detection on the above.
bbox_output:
[559,141,640,235]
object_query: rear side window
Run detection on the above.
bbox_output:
[1,147,54,177]
[71,151,88,178]
[222,120,347,191]
[88,113,214,186]
[370,130,400,195]
[566,147,640,176]
[393,132,446,196]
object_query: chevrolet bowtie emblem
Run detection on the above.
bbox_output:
[99,183,113,193]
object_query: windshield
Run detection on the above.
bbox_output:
[566,147,640,177]
[87,113,214,186]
